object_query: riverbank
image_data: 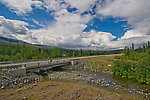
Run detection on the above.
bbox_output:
[0,73,43,89]
[48,70,149,99]
[0,78,140,100]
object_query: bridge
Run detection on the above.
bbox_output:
[0,54,123,76]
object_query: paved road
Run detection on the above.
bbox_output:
[0,54,123,68]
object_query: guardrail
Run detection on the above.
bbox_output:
[0,53,123,64]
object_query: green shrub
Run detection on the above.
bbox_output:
[49,70,53,73]
[17,84,23,88]
[113,53,150,85]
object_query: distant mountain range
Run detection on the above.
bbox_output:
[0,37,21,43]
[0,37,49,47]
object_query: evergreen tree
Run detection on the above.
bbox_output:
[148,41,150,48]
[80,49,83,55]
[138,46,142,53]
[143,43,146,53]
[132,43,134,50]
[124,46,130,56]
[146,43,148,48]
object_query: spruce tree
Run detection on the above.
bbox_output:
[148,41,150,48]
[124,46,130,56]
[146,43,148,48]
[143,43,146,53]
[132,43,134,50]
[138,46,142,53]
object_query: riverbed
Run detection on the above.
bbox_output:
[48,65,150,100]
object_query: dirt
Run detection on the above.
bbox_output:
[0,79,141,100]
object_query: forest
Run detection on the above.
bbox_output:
[113,41,150,84]
[0,39,121,62]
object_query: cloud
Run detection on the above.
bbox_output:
[0,16,28,38]
[32,19,45,27]
[97,0,150,40]
[43,0,98,14]
[64,0,97,13]
[30,28,116,50]
[26,0,117,50]
[0,0,43,14]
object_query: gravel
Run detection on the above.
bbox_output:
[0,73,43,89]
[48,71,150,99]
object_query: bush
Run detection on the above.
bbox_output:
[49,70,53,73]
[113,53,150,85]
[17,84,23,88]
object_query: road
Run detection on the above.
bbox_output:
[0,54,123,69]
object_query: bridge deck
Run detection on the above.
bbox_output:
[0,54,123,69]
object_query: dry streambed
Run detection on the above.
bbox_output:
[0,79,140,100]
[0,73,43,89]
[48,71,149,99]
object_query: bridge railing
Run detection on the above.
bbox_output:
[1,57,68,64]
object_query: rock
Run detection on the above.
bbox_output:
[1,85,4,89]
[0,73,43,89]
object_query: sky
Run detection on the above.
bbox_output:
[0,0,150,50]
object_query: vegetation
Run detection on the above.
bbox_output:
[49,70,53,73]
[0,39,122,62]
[113,41,150,85]
[17,83,23,88]
[76,56,114,73]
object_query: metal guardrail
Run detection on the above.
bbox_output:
[0,53,123,64]
[0,61,12,64]
[0,59,71,69]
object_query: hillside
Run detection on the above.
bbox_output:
[0,38,122,62]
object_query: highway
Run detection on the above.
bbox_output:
[0,54,123,69]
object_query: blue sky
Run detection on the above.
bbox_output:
[84,17,130,40]
[0,2,54,29]
[0,0,150,50]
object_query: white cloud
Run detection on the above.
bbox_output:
[0,0,43,14]
[64,0,97,13]
[0,16,28,38]
[43,0,98,14]
[32,19,45,27]
[97,0,150,40]
[30,28,116,50]
[0,16,39,44]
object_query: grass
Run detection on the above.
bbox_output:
[49,70,53,73]
[17,83,23,88]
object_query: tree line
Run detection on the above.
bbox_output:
[0,40,121,62]
[124,41,150,56]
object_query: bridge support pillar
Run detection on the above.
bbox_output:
[71,61,74,66]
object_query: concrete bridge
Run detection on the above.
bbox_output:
[0,59,73,77]
[0,54,123,77]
